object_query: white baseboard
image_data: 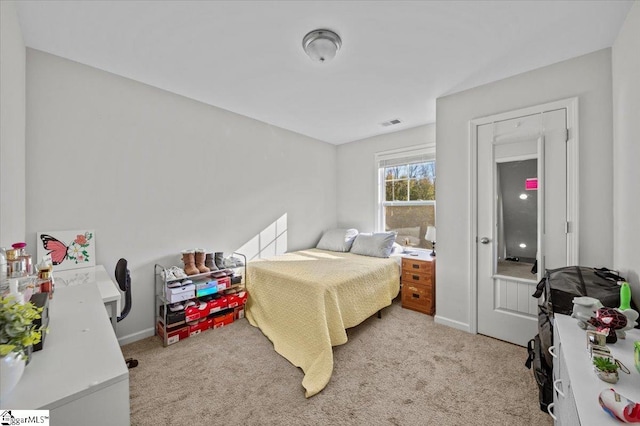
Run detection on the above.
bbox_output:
[118,327,155,346]
[434,315,472,333]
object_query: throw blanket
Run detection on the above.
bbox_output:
[245,249,400,397]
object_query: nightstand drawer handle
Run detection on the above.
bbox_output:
[412,293,420,299]
[412,264,420,269]
[412,274,420,281]
[553,379,565,398]
[547,403,556,421]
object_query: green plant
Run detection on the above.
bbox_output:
[593,356,618,373]
[0,296,44,359]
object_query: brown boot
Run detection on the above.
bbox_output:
[194,249,210,273]
[181,250,199,276]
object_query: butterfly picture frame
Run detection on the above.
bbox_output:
[36,229,96,271]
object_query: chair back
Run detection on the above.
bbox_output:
[115,258,132,322]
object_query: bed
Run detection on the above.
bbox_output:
[245,248,400,397]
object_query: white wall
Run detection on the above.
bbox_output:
[436,49,614,331]
[613,1,640,304]
[0,0,26,247]
[336,124,435,230]
[25,49,337,342]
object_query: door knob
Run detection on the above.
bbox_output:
[480,237,491,244]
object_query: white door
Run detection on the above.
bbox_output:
[477,108,569,346]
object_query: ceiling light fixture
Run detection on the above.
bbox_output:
[302,29,342,63]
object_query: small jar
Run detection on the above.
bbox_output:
[6,248,26,278]
[12,242,32,276]
[11,242,26,256]
[38,268,54,299]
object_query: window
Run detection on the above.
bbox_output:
[376,146,436,250]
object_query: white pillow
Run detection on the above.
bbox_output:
[316,228,359,252]
[391,242,404,254]
[350,232,397,258]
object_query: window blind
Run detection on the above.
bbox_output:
[376,146,434,168]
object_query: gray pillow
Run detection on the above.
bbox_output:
[316,228,359,252]
[350,232,397,258]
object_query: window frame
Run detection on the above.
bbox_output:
[375,144,436,235]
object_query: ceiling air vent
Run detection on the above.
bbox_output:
[381,119,402,127]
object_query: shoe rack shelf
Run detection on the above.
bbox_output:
[154,253,247,347]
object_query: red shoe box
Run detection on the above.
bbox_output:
[213,312,234,328]
[233,306,244,320]
[227,291,248,308]
[185,301,209,322]
[157,321,189,345]
[188,318,212,336]
[216,276,231,291]
[207,296,228,314]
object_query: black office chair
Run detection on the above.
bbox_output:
[115,258,138,369]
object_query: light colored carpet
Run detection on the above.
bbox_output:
[497,260,537,281]
[122,298,552,426]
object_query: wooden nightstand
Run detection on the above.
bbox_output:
[401,251,436,315]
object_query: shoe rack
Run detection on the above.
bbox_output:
[154,253,247,347]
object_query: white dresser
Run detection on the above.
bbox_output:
[550,314,640,425]
[0,284,130,425]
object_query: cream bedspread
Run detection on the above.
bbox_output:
[245,248,400,397]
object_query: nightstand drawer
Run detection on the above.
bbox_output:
[400,254,435,315]
[402,282,432,314]
[402,258,432,274]
[402,270,432,286]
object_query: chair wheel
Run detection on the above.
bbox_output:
[126,358,139,369]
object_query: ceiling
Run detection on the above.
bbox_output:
[16,1,633,145]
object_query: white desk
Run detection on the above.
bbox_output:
[0,284,130,425]
[53,265,121,329]
[554,314,640,425]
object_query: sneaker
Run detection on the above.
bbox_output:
[168,279,192,288]
[599,388,640,422]
[171,267,188,279]
[169,302,184,312]
[223,257,245,268]
[161,269,176,281]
